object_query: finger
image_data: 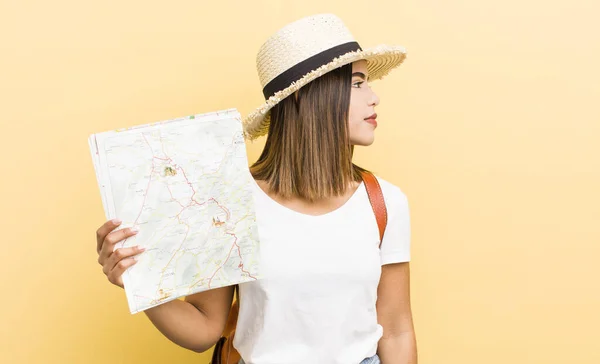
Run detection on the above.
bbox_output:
[103,246,146,275]
[98,226,139,265]
[108,257,138,288]
[96,219,122,254]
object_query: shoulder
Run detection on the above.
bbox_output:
[374,175,412,261]
[373,175,409,209]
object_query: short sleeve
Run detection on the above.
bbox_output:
[379,186,411,265]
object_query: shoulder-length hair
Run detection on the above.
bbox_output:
[250,63,367,202]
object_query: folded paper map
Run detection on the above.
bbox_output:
[88,108,260,314]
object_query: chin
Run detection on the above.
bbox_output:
[350,135,375,146]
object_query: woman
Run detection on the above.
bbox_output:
[95,14,417,364]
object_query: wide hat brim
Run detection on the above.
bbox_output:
[242,44,407,140]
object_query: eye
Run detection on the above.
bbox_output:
[352,81,364,88]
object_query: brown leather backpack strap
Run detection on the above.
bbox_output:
[361,170,388,248]
[216,284,241,364]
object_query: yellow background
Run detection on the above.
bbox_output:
[1,0,598,363]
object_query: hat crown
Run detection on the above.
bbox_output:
[256,14,357,88]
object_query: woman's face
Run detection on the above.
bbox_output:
[348,60,380,146]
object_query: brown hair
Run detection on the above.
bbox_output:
[250,63,367,202]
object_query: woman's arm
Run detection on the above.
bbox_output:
[96,219,235,354]
[376,262,417,364]
[143,285,234,353]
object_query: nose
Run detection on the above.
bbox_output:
[369,89,380,107]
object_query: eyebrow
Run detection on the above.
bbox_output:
[352,72,367,79]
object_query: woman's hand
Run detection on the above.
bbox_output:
[96,219,145,288]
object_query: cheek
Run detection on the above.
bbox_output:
[347,112,360,134]
[348,94,361,126]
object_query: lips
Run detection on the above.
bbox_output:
[365,113,378,126]
[365,113,377,121]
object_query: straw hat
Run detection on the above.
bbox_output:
[242,13,407,140]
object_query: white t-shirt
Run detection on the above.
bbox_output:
[233,176,411,364]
